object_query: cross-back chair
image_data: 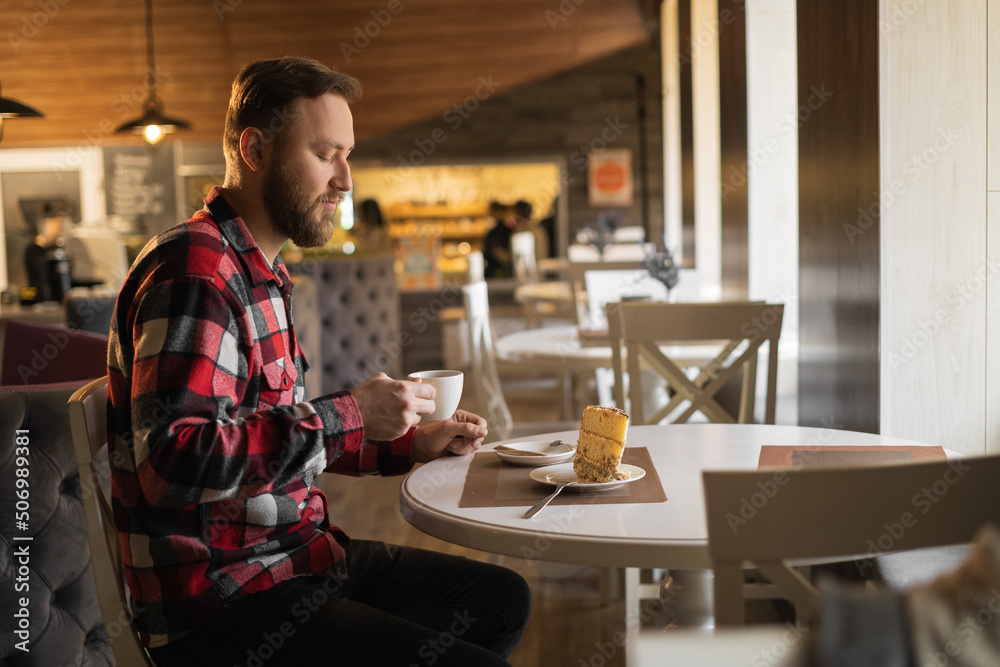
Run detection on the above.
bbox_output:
[607,301,783,425]
[703,454,1000,626]
[510,230,540,285]
[566,260,644,328]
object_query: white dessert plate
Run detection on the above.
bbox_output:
[494,440,577,466]
[528,462,646,491]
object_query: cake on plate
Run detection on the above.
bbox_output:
[573,405,630,483]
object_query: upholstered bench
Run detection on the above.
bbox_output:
[288,254,401,393]
[0,382,113,666]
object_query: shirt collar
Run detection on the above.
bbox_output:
[203,186,289,288]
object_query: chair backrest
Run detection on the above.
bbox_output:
[703,455,1000,626]
[566,260,644,327]
[567,243,654,262]
[68,376,156,666]
[583,270,668,330]
[510,231,539,285]
[460,281,513,443]
[1,319,108,386]
[466,250,485,283]
[606,301,783,425]
[612,225,646,243]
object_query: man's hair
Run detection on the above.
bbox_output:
[223,56,362,179]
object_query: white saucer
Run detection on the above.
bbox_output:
[494,440,577,467]
[528,462,646,491]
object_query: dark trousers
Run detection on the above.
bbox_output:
[148,541,531,666]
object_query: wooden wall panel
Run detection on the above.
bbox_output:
[679,0,697,266]
[879,0,986,454]
[796,0,880,432]
[989,0,1000,454]
[717,0,748,297]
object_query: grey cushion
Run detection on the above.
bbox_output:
[287,256,401,394]
[0,383,113,666]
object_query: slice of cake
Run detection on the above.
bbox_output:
[574,405,630,483]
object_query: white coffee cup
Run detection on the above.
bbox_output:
[407,370,464,421]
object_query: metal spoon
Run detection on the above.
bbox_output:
[522,480,578,518]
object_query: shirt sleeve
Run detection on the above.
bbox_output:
[320,423,416,477]
[128,276,370,507]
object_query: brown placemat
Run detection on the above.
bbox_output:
[758,445,948,468]
[459,447,667,508]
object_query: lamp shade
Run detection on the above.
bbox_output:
[115,96,190,144]
[0,82,43,118]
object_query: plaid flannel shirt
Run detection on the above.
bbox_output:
[107,187,414,647]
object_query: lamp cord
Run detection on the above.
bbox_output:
[145,0,157,98]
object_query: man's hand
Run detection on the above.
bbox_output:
[350,373,435,442]
[411,410,488,463]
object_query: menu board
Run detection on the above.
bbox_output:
[103,145,177,234]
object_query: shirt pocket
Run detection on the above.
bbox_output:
[259,356,297,409]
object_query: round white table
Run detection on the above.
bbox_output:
[399,423,952,570]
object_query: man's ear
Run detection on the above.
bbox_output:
[239,128,267,172]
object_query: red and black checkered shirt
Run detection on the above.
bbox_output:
[107,187,414,647]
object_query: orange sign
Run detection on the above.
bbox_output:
[588,149,633,206]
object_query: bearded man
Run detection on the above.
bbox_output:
[107,56,530,666]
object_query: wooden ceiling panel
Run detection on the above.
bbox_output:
[0,0,649,148]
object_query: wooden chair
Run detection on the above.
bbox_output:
[68,376,157,666]
[607,301,783,425]
[703,455,1000,626]
[511,230,540,285]
[461,280,577,443]
[566,260,644,328]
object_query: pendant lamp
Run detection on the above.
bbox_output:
[0,82,44,142]
[115,0,190,144]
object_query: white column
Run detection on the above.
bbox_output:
[746,0,799,424]
[661,0,683,259]
[691,0,722,297]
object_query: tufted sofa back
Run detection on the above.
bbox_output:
[0,382,113,666]
[288,255,401,394]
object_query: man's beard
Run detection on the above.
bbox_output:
[262,161,342,248]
